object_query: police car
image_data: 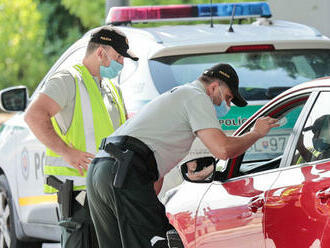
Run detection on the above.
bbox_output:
[0,2,329,246]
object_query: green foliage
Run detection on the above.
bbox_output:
[38,0,87,65]
[0,0,48,92]
[61,0,105,28]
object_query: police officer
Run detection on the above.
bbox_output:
[24,27,138,248]
[86,63,279,248]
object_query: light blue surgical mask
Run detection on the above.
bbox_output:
[214,87,231,119]
[100,60,123,79]
[215,100,230,118]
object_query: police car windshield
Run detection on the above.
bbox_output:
[149,49,330,100]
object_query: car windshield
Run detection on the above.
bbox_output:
[149,49,330,100]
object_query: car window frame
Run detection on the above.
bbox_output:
[287,90,330,167]
[279,91,320,167]
[216,90,318,182]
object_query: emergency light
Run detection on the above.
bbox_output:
[106,2,271,25]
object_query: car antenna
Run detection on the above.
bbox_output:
[228,4,236,32]
[210,0,214,28]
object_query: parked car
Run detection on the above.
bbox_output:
[165,76,330,248]
[0,2,329,246]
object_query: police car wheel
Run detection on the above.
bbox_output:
[0,175,33,248]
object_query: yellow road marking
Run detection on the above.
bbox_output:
[19,195,58,206]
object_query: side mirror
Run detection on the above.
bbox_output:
[0,86,28,112]
[181,156,216,183]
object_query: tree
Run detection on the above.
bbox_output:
[38,0,87,65]
[0,0,48,92]
[61,0,105,28]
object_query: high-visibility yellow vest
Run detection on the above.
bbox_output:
[296,148,321,165]
[44,64,126,193]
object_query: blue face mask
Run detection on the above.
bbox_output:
[214,87,231,119]
[100,60,123,79]
[214,100,230,118]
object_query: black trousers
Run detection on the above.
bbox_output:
[60,192,98,248]
[86,157,171,248]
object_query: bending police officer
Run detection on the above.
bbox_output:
[86,63,279,248]
[24,27,138,248]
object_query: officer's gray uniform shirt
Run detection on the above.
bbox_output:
[112,80,221,178]
[40,69,125,135]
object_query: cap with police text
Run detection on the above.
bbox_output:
[203,63,247,107]
[90,27,138,61]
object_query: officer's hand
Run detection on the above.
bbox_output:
[62,146,95,175]
[251,117,279,138]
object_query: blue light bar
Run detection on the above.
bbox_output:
[106,2,271,25]
[197,2,271,18]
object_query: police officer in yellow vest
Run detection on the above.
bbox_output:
[24,27,138,248]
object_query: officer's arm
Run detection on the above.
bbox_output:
[197,117,279,160]
[24,93,94,174]
[24,93,66,154]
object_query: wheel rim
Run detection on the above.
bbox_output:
[0,189,11,248]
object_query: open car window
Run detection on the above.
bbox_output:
[217,94,310,180]
[291,92,330,165]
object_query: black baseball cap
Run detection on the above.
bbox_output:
[203,63,247,107]
[90,27,138,61]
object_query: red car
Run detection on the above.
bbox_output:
[165,77,330,248]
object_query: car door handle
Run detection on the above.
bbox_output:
[248,197,265,213]
[317,188,330,203]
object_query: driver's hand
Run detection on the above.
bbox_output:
[186,160,214,181]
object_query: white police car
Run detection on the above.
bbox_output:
[0,2,329,246]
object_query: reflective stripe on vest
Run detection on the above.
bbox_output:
[44,64,126,193]
[105,79,126,125]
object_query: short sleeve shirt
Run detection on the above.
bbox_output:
[40,69,126,134]
[112,80,221,178]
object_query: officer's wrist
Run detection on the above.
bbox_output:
[250,129,263,139]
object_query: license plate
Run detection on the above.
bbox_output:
[247,134,288,154]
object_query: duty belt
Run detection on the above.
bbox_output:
[98,135,159,187]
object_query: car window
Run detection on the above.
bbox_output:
[149,50,330,100]
[230,96,308,178]
[291,92,330,165]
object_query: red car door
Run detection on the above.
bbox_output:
[195,171,280,248]
[264,91,330,248]
[265,162,330,248]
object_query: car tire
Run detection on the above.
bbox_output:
[0,175,41,248]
